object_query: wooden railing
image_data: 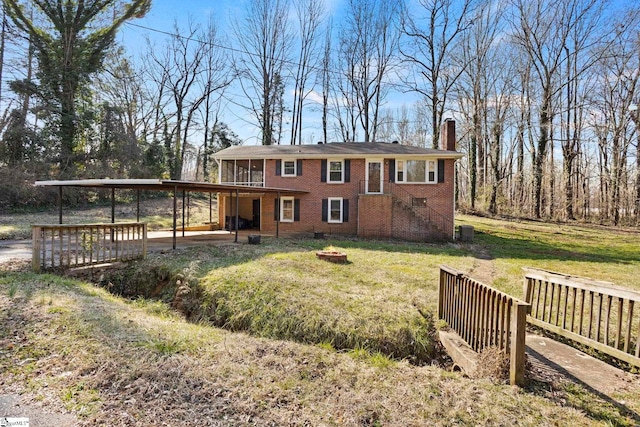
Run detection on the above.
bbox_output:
[524,268,640,368]
[439,265,530,385]
[32,223,147,271]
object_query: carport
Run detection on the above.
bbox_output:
[34,179,308,249]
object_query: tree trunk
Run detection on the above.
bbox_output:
[534,94,550,219]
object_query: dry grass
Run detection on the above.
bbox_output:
[0,272,622,426]
[2,208,640,425]
[97,238,477,365]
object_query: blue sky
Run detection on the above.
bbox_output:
[115,0,411,146]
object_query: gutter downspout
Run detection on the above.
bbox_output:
[276,191,280,238]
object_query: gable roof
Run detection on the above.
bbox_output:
[213,142,463,160]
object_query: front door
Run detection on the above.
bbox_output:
[366,160,383,194]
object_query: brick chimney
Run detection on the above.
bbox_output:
[439,119,456,151]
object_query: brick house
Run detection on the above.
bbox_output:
[213,120,463,241]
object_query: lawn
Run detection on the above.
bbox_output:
[1,208,640,425]
[455,214,640,296]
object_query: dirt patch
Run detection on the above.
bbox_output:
[463,244,496,285]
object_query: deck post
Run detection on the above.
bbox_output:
[32,226,41,272]
[510,302,529,386]
[438,268,446,319]
[58,186,63,224]
[142,223,147,257]
[136,189,140,222]
[111,188,115,223]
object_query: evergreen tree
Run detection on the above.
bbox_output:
[3,0,151,178]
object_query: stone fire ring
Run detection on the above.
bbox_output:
[315,250,348,264]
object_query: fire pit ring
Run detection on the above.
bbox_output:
[315,250,348,264]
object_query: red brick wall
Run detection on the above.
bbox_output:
[358,194,393,238]
[219,157,456,239]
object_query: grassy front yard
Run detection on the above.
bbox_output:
[1,208,640,425]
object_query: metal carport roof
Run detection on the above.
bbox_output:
[34,179,309,248]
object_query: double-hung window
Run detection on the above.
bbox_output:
[282,160,296,177]
[396,160,437,184]
[328,160,344,183]
[328,197,343,223]
[280,196,294,222]
[322,197,349,223]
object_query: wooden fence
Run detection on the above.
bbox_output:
[438,265,530,385]
[32,223,147,271]
[524,268,640,368]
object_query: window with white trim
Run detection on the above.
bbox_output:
[396,159,437,184]
[397,160,404,182]
[328,160,344,183]
[328,197,343,223]
[280,196,294,222]
[282,160,296,176]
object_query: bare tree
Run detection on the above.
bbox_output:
[510,0,604,219]
[290,0,324,145]
[232,0,292,145]
[146,20,230,178]
[337,0,401,143]
[457,1,503,209]
[589,27,639,225]
[320,19,332,144]
[401,0,477,148]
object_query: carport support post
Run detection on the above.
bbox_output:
[187,191,191,228]
[234,188,239,243]
[172,186,177,250]
[182,190,186,237]
[228,191,233,235]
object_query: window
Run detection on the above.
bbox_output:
[220,159,264,186]
[329,160,343,183]
[328,197,343,223]
[396,159,437,184]
[322,198,349,223]
[406,160,426,182]
[283,160,296,176]
[427,160,436,182]
[280,197,294,222]
[412,197,428,207]
[397,160,404,182]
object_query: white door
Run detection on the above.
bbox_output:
[366,159,383,194]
